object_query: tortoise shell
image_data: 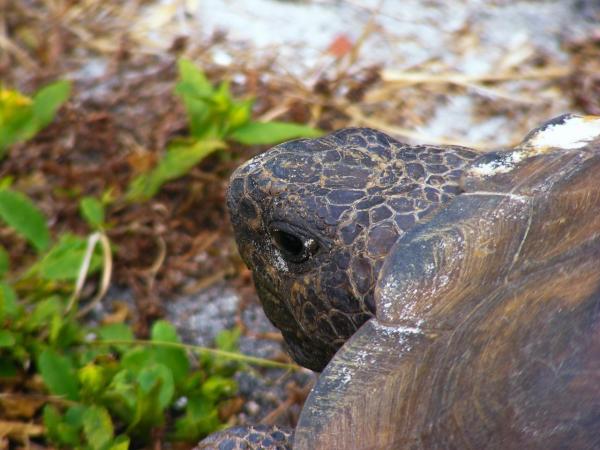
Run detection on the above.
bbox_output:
[221,114,600,449]
[294,114,600,449]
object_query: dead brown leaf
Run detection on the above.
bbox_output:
[0,420,44,440]
[0,394,45,419]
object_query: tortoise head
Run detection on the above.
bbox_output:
[227,128,476,371]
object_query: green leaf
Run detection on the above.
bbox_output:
[42,404,62,439]
[227,98,254,130]
[215,327,241,352]
[127,368,168,435]
[0,81,69,158]
[151,320,189,385]
[83,405,114,450]
[0,357,18,377]
[150,320,180,342]
[64,404,87,429]
[99,323,134,341]
[32,80,71,128]
[172,395,220,441]
[107,435,130,450]
[27,297,63,331]
[175,59,215,137]
[49,312,64,344]
[54,320,81,349]
[0,330,15,347]
[43,404,81,447]
[121,347,154,372]
[0,176,13,190]
[213,81,233,112]
[0,245,9,277]
[78,363,107,395]
[0,189,49,251]
[177,59,213,98]
[175,81,209,137]
[0,88,35,155]
[0,282,19,320]
[35,233,102,281]
[98,323,134,354]
[201,375,236,401]
[79,347,104,366]
[104,369,137,419]
[137,363,174,410]
[126,139,225,202]
[230,121,323,145]
[37,348,80,401]
[80,196,105,229]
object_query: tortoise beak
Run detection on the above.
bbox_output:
[254,276,333,372]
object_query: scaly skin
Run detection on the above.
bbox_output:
[227,128,478,371]
[195,424,293,450]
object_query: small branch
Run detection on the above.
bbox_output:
[77,232,113,318]
[182,268,229,295]
[65,231,113,318]
[0,35,38,71]
[381,66,570,86]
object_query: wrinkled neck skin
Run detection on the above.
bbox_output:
[227,128,478,371]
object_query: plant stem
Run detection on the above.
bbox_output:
[91,339,301,370]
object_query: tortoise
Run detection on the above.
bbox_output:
[199,114,600,449]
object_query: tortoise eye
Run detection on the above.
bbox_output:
[272,229,303,256]
[270,226,319,264]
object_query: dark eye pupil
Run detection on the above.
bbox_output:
[272,229,304,256]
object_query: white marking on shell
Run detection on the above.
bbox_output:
[331,321,423,388]
[469,115,600,178]
[337,347,370,386]
[528,115,600,150]
[373,321,423,355]
[379,248,455,321]
[339,366,353,385]
[469,151,525,176]
[463,192,529,202]
[372,320,423,336]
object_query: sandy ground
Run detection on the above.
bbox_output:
[133,0,597,145]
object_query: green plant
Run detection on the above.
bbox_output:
[0,64,309,449]
[37,321,243,449]
[0,81,71,158]
[0,188,296,448]
[126,58,322,201]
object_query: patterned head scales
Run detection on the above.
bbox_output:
[227,128,477,371]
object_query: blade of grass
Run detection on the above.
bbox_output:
[92,339,300,371]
